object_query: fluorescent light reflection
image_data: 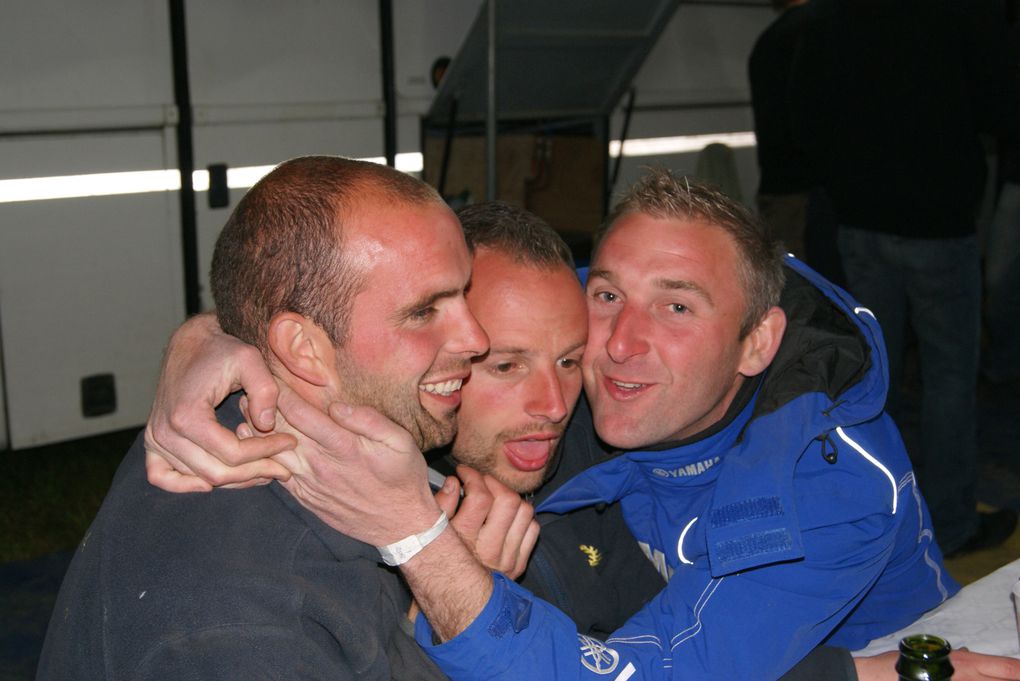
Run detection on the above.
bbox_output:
[610,131,757,158]
[189,165,279,192]
[0,169,181,203]
[359,153,424,174]
[0,134,753,204]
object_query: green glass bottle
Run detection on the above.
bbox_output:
[895,634,954,680]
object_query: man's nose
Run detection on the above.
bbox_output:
[605,303,650,363]
[524,369,569,423]
[448,301,488,357]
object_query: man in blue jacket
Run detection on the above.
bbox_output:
[147,171,1020,678]
[144,192,888,679]
[149,171,968,679]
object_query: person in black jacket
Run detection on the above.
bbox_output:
[790,0,1019,556]
[428,202,668,641]
[37,156,487,680]
[983,0,1020,391]
[430,202,861,679]
[748,0,814,258]
[142,198,866,679]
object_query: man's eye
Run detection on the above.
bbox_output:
[558,357,580,369]
[492,362,515,374]
[411,307,437,321]
[669,303,688,314]
[594,291,618,303]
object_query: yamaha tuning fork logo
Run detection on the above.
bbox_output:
[578,634,620,674]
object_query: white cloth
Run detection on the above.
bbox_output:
[855,559,1020,658]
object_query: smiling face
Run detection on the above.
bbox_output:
[583,212,762,450]
[451,248,587,493]
[329,198,488,451]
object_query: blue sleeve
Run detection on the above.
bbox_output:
[612,512,896,678]
[415,422,931,680]
[416,573,616,680]
[418,508,895,680]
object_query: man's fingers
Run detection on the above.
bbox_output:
[157,432,291,487]
[216,460,292,487]
[495,499,535,574]
[950,648,1020,679]
[456,464,485,487]
[278,386,351,450]
[230,432,298,464]
[477,474,527,539]
[195,423,296,473]
[326,402,418,454]
[452,468,495,536]
[504,501,536,552]
[142,312,291,490]
[514,520,541,578]
[145,411,293,490]
[858,649,1020,681]
[457,470,535,575]
[281,389,417,465]
[174,403,295,467]
[220,476,276,489]
[145,451,213,493]
[496,503,536,578]
[435,475,462,518]
[235,349,280,432]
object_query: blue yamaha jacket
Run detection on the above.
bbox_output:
[416,257,958,680]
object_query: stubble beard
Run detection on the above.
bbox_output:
[333,365,459,453]
[452,422,563,495]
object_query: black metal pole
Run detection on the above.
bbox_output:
[380,0,397,167]
[0,309,10,451]
[438,98,459,197]
[611,87,637,193]
[169,0,200,315]
[600,116,611,219]
[485,0,497,200]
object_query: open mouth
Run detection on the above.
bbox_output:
[604,376,651,399]
[504,435,558,472]
[418,378,463,397]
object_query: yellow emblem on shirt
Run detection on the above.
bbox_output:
[579,544,602,567]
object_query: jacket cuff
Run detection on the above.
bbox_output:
[414,573,533,679]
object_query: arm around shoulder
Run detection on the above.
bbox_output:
[144,312,295,492]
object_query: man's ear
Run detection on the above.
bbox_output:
[267,312,333,388]
[737,306,787,378]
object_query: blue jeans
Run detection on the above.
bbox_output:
[983,182,1020,383]
[838,226,981,553]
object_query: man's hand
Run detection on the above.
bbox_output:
[947,649,1020,680]
[854,649,1020,680]
[276,385,440,546]
[144,313,295,492]
[435,466,540,580]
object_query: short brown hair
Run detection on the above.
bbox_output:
[211,156,442,353]
[457,201,575,271]
[598,168,785,338]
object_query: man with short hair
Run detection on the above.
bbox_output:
[450,203,861,679]
[263,170,958,680]
[37,156,489,679]
[439,202,669,642]
[144,173,1020,679]
[446,202,585,495]
[143,195,867,679]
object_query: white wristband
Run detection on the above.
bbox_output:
[376,512,449,567]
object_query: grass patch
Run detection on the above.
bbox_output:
[0,427,141,562]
